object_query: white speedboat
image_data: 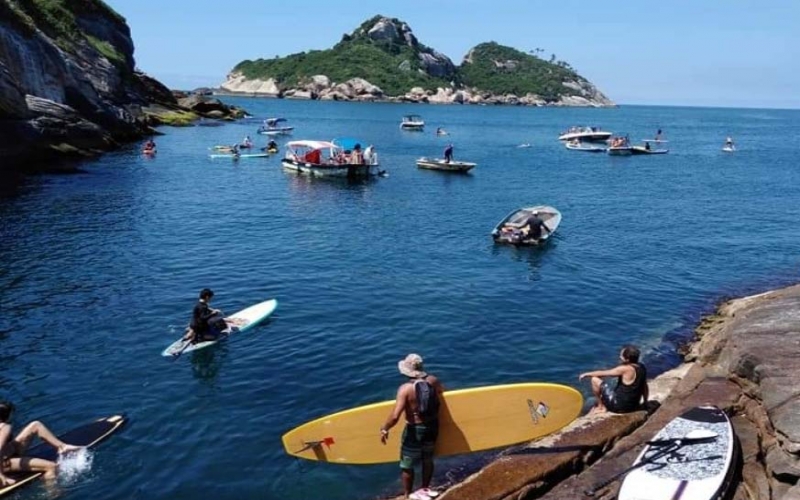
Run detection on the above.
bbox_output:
[558,126,612,143]
[491,205,562,246]
[565,141,606,153]
[607,136,633,156]
[401,115,425,131]
[282,140,379,178]
[416,157,476,172]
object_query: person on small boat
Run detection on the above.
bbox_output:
[380,354,444,500]
[364,145,375,164]
[644,142,651,151]
[579,345,649,414]
[520,210,550,241]
[0,401,83,486]
[265,140,278,153]
[725,136,734,148]
[182,288,225,344]
[443,144,453,163]
[350,144,364,165]
[242,135,253,148]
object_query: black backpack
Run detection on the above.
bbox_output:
[414,378,440,420]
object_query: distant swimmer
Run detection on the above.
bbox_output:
[0,401,83,485]
[143,139,156,154]
[435,127,448,136]
[380,354,444,500]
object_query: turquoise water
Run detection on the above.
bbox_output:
[1,100,799,499]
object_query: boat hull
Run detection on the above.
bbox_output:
[401,124,425,131]
[281,159,378,178]
[558,132,612,142]
[565,143,606,152]
[608,147,633,156]
[416,158,476,172]
[631,146,668,155]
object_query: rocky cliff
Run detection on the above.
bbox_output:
[221,15,613,107]
[0,0,242,173]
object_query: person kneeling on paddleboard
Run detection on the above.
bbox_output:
[579,345,649,414]
[182,288,226,344]
[0,401,83,486]
[380,354,444,500]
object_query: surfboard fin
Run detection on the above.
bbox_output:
[295,437,335,453]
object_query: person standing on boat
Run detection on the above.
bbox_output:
[350,144,364,165]
[443,144,453,163]
[579,345,649,414]
[380,354,444,500]
[655,129,662,141]
[364,145,375,165]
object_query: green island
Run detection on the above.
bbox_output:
[223,15,613,106]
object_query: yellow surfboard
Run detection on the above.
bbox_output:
[281,383,583,464]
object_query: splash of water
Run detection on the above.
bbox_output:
[57,449,94,484]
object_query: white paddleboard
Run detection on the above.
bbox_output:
[208,153,270,159]
[618,406,736,500]
[162,299,278,356]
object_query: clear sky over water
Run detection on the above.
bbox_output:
[105,0,800,109]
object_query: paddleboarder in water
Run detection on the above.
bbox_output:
[0,401,83,486]
[579,345,649,414]
[182,288,224,343]
[380,354,444,500]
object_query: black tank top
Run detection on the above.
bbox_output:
[614,363,646,411]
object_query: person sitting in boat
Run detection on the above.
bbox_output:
[350,144,364,165]
[242,135,253,148]
[443,144,454,163]
[520,210,550,241]
[645,141,651,151]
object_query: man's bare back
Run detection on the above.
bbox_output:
[399,375,443,424]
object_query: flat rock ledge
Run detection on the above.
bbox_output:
[376,284,800,500]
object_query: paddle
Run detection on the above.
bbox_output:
[583,429,718,496]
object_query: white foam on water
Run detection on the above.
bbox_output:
[57,449,94,484]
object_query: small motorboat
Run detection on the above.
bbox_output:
[491,205,561,246]
[565,140,605,152]
[559,126,612,143]
[401,115,425,131]
[282,140,380,178]
[416,157,476,173]
[258,118,294,135]
[631,140,668,155]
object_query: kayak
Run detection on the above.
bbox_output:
[161,299,278,357]
[209,153,270,159]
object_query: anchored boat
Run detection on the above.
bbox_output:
[282,140,380,178]
[400,115,425,131]
[492,205,561,246]
[558,126,612,143]
[416,157,476,173]
[258,118,294,136]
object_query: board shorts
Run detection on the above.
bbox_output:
[599,382,637,413]
[399,421,439,469]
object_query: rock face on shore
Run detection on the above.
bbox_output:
[221,15,613,107]
[0,0,243,172]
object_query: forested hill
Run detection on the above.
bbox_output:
[222,15,613,106]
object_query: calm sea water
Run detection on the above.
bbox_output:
[1,99,799,500]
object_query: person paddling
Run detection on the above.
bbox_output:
[380,354,444,500]
[182,288,225,343]
[0,401,83,486]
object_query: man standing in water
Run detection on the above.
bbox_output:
[579,345,649,414]
[380,354,444,500]
[0,401,82,486]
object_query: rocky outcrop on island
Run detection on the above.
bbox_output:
[0,0,243,172]
[375,285,800,500]
[221,16,613,107]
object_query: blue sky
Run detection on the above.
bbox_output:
[105,0,800,109]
